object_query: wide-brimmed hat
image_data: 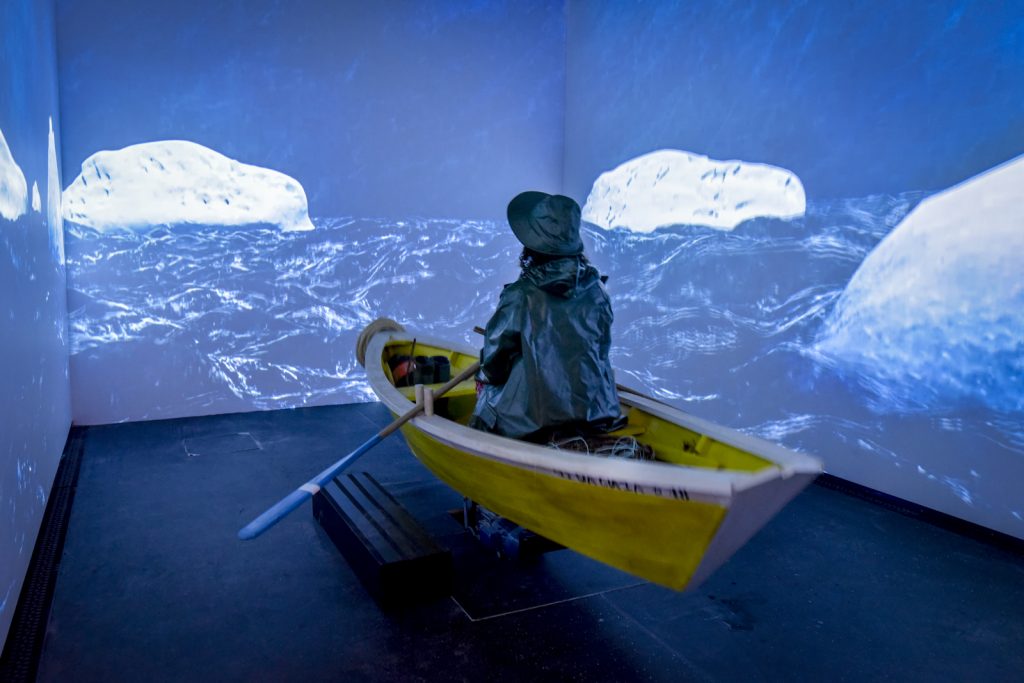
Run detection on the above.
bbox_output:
[507,191,583,256]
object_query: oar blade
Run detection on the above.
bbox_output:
[238,488,313,540]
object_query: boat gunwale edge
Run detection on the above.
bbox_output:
[363,330,821,502]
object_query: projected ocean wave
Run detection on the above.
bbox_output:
[65,191,1024,528]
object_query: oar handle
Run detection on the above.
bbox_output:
[238,359,480,540]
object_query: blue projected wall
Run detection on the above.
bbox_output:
[57,0,565,219]
[0,0,71,647]
[57,0,565,424]
[53,0,1024,541]
[564,1,1024,539]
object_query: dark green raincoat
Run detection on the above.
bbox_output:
[470,256,624,441]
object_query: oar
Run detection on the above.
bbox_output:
[470,326,672,408]
[238,360,480,540]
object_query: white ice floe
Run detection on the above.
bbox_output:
[48,117,65,264]
[582,149,806,232]
[63,140,315,232]
[0,127,28,221]
[32,182,41,212]
[818,154,1024,412]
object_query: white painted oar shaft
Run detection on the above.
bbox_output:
[238,360,480,540]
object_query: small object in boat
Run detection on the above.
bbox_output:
[412,356,434,384]
[431,356,451,383]
[389,354,413,387]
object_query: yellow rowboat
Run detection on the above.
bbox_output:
[358,321,822,591]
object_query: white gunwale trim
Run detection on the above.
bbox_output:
[364,331,822,504]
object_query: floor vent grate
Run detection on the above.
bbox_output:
[0,427,88,683]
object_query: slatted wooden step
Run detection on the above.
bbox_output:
[312,472,452,605]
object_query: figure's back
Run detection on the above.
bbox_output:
[488,257,622,439]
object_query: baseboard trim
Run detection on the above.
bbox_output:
[814,473,1024,555]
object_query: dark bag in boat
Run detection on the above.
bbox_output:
[411,356,433,384]
[390,354,451,386]
[432,356,451,383]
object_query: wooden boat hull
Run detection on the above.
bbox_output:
[362,325,821,590]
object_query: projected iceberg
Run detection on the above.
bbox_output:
[817,155,1024,412]
[582,149,806,232]
[0,127,28,221]
[63,140,315,232]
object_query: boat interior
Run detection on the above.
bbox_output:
[380,339,774,473]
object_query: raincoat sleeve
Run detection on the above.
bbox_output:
[478,286,523,386]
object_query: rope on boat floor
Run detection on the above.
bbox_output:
[547,435,655,461]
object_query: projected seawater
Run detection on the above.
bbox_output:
[582,150,1023,536]
[56,0,1024,542]
[55,0,566,421]
[63,139,1024,541]
[561,0,1024,539]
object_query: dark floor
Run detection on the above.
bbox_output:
[36,402,1024,682]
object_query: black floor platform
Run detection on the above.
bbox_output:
[29,402,1024,681]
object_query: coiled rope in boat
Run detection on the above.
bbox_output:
[547,434,655,461]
